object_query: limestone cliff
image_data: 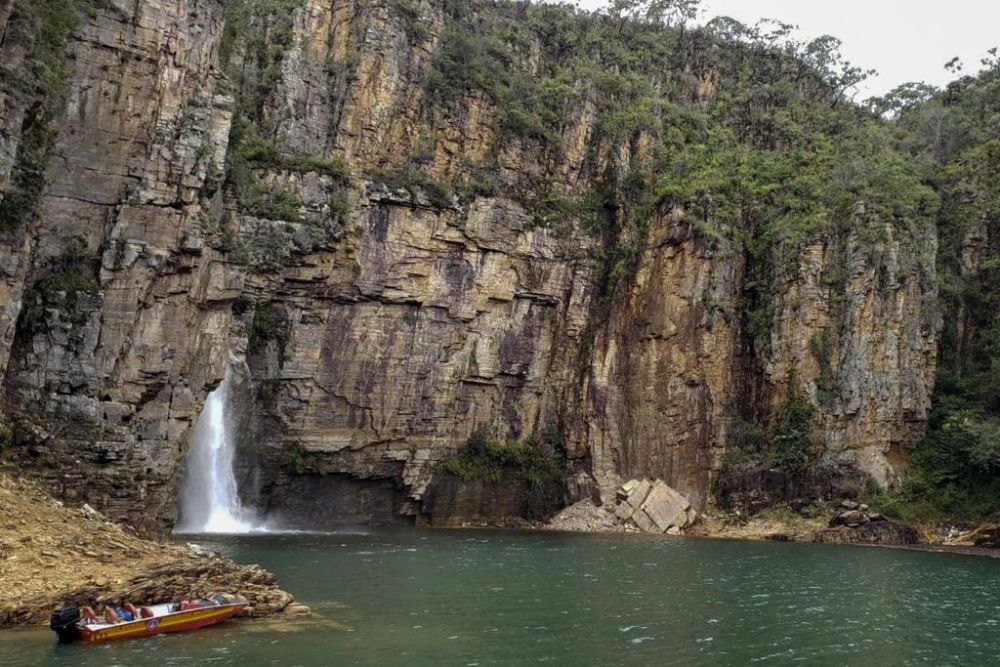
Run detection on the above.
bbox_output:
[0,0,939,532]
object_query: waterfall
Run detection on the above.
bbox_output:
[175,372,252,534]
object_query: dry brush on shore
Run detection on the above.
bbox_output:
[0,471,298,627]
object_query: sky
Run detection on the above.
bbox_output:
[559,0,1000,98]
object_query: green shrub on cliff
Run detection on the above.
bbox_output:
[723,399,819,473]
[871,53,1000,521]
[440,427,564,484]
[247,302,290,360]
[17,239,101,339]
[0,0,114,234]
[0,415,14,457]
[237,133,350,181]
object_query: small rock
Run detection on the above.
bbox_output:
[187,543,215,558]
[285,603,312,616]
[617,479,639,501]
[830,510,869,528]
[859,504,870,512]
[40,549,58,558]
[789,499,811,514]
[971,524,1000,548]
[614,502,634,521]
[839,499,860,510]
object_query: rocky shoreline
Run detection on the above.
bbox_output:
[2,467,994,630]
[548,499,999,557]
[545,480,998,558]
[0,472,303,629]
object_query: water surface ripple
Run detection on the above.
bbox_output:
[3,529,998,665]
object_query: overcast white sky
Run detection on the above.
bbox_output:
[561,0,1000,97]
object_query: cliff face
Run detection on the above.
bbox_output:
[0,0,939,531]
[0,0,237,533]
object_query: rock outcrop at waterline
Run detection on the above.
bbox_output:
[0,472,296,627]
[812,500,919,546]
[0,0,938,531]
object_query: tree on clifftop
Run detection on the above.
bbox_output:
[607,0,701,32]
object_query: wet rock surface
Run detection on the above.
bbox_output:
[0,472,295,628]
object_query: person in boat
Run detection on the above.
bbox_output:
[102,606,120,624]
[91,602,140,624]
[81,606,100,624]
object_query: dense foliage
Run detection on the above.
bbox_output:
[400,0,942,486]
[723,399,819,473]
[411,0,937,348]
[439,427,564,485]
[875,53,1000,521]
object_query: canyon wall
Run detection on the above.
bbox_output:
[0,0,939,532]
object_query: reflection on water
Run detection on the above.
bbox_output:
[3,529,999,665]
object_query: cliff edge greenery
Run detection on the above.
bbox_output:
[875,53,1000,522]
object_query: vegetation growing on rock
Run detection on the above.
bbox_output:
[439,427,565,485]
[0,0,108,233]
[0,0,995,533]
[874,53,1000,521]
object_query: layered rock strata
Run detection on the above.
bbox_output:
[0,0,939,531]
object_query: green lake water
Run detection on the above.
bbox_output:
[2,529,998,665]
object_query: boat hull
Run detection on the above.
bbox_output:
[77,603,245,644]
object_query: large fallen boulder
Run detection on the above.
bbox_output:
[613,479,698,535]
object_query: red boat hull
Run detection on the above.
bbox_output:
[77,603,245,644]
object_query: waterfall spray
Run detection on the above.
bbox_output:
[175,372,252,534]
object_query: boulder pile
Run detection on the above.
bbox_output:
[613,479,698,535]
[813,499,918,545]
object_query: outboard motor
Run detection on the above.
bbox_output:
[50,607,81,643]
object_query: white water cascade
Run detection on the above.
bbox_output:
[175,373,253,534]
